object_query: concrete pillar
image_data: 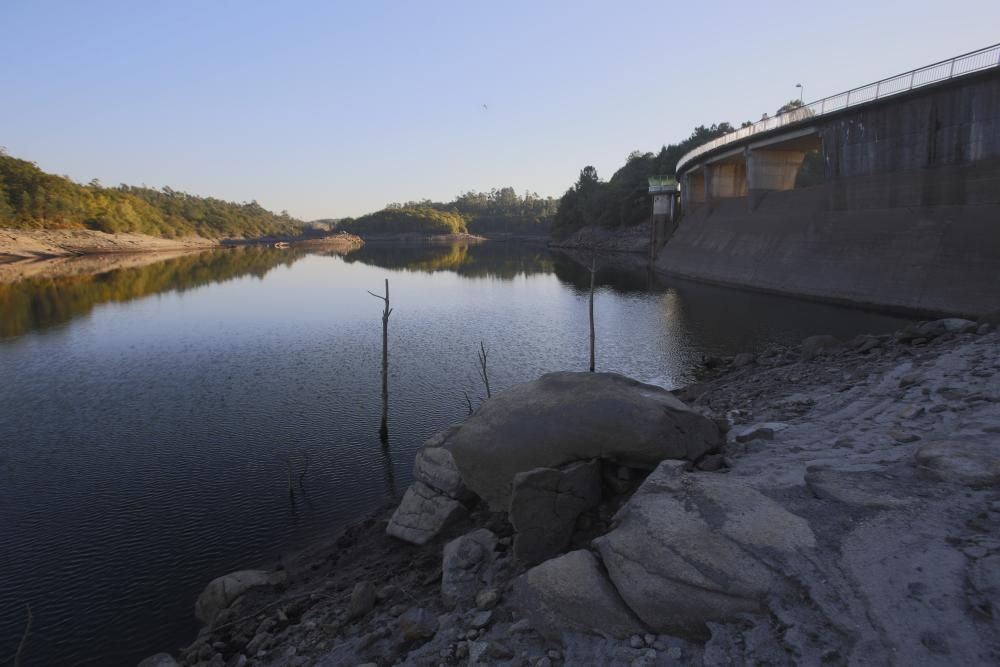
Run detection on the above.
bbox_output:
[747,149,808,192]
[708,161,748,198]
[684,170,706,206]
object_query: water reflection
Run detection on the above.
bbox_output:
[0,247,309,338]
[342,241,554,279]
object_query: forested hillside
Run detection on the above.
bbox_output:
[340,187,558,237]
[0,152,303,239]
[340,206,469,235]
[552,123,741,236]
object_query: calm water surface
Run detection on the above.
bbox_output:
[0,243,912,665]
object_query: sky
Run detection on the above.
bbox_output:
[2,1,998,220]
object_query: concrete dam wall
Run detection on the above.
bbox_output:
[658,70,1000,318]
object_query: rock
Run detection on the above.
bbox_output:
[603,464,640,495]
[732,352,756,368]
[696,453,726,471]
[412,426,467,498]
[398,607,439,641]
[475,587,500,610]
[901,318,978,342]
[979,309,1000,327]
[388,603,407,617]
[800,335,842,361]
[468,641,489,664]
[914,440,1000,487]
[513,549,647,640]
[889,430,920,444]
[804,466,914,509]
[967,554,1000,618]
[386,480,467,545]
[733,422,786,443]
[444,372,722,509]
[137,654,180,667]
[195,570,284,625]
[509,618,532,633]
[858,336,882,353]
[469,610,493,629]
[442,529,498,608]
[594,462,815,639]
[376,584,398,601]
[629,635,645,648]
[245,631,272,656]
[347,581,376,620]
[977,323,993,335]
[509,459,602,564]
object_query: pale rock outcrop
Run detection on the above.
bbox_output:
[799,334,842,361]
[594,462,815,638]
[804,465,915,508]
[441,529,497,609]
[195,570,285,625]
[513,549,647,640]
[386,427,469,545]
[386,481,466,545]
[412,425,466,498]
[914,439,1000,487]
[509,459,602,564]
[446,372,722,509]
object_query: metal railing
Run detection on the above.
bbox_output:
[674,43,1000,176]
[648,175,678,193]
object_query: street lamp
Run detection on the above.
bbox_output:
[795,83,804,103]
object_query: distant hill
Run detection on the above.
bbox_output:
[336,188,557,237]
[0,152,304,239]
[340,206,469,236]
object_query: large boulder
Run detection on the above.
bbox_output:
[441,529,498,609]
[446,372,722,509]
[387,427,469,545]
[594,462,815,639]
[513,549,647,640]
[509,459,602,564]
[412,425,466,498]
[386,480,467,545]
[195,570,285,625]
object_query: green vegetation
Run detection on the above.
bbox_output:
[0,151,303,239]
[342,241,554,278]
[552,123,740,236]
[341,188,558,237]
[340,206,468,236]
[0,247,304,338]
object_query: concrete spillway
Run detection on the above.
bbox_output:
[658,63,1000,317]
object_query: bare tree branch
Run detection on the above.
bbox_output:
[477,341,492,398]
[14,603,32,667]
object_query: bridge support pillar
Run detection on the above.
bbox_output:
[707,160,747,199]
[682,169,706,209]
[747,149,808,192]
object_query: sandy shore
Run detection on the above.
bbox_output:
[0,228,219,261]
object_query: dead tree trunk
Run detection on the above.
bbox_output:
[367,278,392,442]
[589,253,597,372]
[477,341,491,398]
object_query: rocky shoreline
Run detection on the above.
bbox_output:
[547,223,650,254]
[0,228,219,261]
[142,313,1000,667]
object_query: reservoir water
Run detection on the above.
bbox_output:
[0,243,912,666]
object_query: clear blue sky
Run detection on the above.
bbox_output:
[2,1,997,220]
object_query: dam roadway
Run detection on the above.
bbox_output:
[655,43,1000,318]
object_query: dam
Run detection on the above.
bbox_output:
[655,43,1000,317]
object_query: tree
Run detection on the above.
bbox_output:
[776,99,804,115]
